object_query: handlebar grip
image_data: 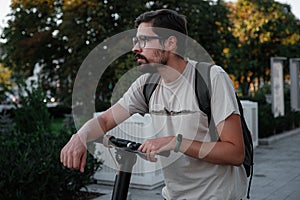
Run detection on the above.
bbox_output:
[103,135,170,157]
[104,135,140,149]
[127,142,170,157]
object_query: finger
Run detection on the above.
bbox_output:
[138,143,144,151]
[146,152,151,161]
[148,144,157,154]
[146,146,151,154]
[72,151,80,169]
[148,151,157,162]
[150,150,157,160]
[61,147,67,166]
[60,148,64,164]
[80,152,87,173]
[64,150,69,167]
[141,143,149,153]
[145,142,153,154]
[67,150,73,168]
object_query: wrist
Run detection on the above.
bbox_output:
[75,132,87,148]
[174,134,182,153]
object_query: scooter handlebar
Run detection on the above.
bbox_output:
[103,135,170,157]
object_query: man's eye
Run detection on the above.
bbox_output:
[139,36,147,41]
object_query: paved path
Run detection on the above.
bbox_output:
[88,130,300,200]
[250,130,300,200]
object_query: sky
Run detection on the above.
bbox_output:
[0,0,299,31]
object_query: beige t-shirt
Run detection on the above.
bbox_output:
[118,60,247,199]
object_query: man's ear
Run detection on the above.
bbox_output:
[165,36,177,52]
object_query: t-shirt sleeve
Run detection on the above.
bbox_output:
[210,65,240,126]
[117,73,149,115]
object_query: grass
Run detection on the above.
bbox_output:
[50,117,64,134]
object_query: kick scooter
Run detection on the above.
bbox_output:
[102,135,169,200]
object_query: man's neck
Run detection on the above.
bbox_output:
[158,57,188,83]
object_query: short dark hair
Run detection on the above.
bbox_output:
[134,9,187,56]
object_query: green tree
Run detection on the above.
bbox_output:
[0,63,13,102]
[1,0,150,108]
[1,0,233,108]
[1,0,64,103]
[3,0,299,106]
[226,0,300,95]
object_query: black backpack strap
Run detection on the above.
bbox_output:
[236,95,254,174]
[195,62,212,120]
[143,73,161,108]
[236,94,254,199]
[195,62,219,141]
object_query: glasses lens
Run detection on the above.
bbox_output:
[133,36,160,48]
[132,37,138,47]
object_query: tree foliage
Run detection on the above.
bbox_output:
[0,63,13,102]
[1,0,299,107]
[226,0,300,95]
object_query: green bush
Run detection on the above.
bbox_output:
[48,105,72,118]
[13,86,51,134]
[0,130,102,199]
[0,85,102,199]
[249,84,300,138]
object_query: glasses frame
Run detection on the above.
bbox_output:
[132,35,163,49]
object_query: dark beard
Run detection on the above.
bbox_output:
[135,53,156,73]
[135,52,167,74]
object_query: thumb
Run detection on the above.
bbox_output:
[80,151,87,173]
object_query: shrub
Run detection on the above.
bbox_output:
[249,84,300,138]
[0,110,15,135]
[0,85,102,199]
[13,85,51,134]
[0,130,102,200]
[48,105,72,118]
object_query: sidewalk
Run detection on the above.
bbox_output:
[250,129,300,200]
[87,129,300,200]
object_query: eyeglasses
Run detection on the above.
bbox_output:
[132,35,162,49]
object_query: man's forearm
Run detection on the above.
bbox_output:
[179,139,244,166]
[76,117,106,144]
[76,103,131,144]
[177,115,245,166]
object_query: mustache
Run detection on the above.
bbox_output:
[135,54,156,73]
[134,54,149,63]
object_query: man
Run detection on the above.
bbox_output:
[61,9,247,199]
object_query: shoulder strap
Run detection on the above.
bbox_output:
[143,73,161,107]
[144,62,212,109]
[195,62,212,121]
[195,62,219,141]
[237,95,254,199]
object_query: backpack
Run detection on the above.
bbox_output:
[143,62,254,199]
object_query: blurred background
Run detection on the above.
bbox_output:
[0,0,299,199]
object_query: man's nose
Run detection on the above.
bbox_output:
[132,43,141,53]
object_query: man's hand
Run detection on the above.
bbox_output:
[138,136,176,155]
[60,134,87,173]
